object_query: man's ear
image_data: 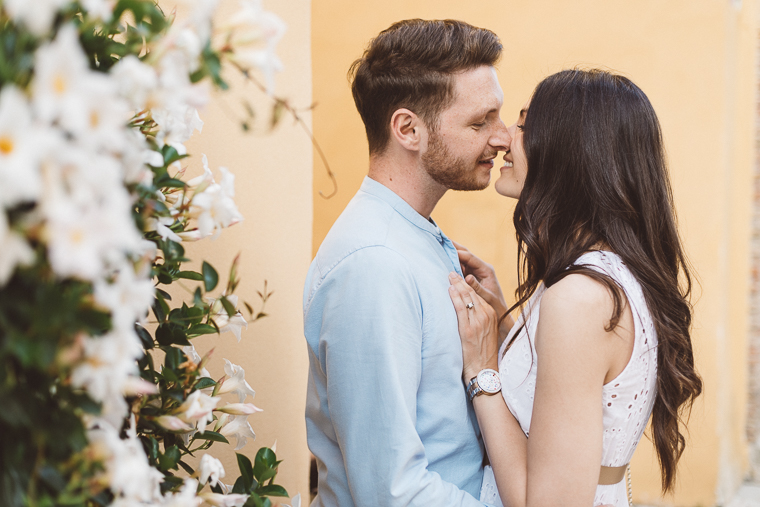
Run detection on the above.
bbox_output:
[389,108,423,152]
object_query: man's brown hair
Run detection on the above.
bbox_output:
[349,19,502,155]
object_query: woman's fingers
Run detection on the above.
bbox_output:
[452,240,469,253]
[449,273,492,323]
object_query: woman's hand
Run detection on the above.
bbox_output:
[448,272,500,382]
[453,241,512,338]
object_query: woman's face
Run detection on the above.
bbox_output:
[494,101,529,198]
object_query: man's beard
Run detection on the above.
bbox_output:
[421,130,491,191]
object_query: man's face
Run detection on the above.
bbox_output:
[421,66,509,191]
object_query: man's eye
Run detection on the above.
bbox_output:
[472,122,486,128]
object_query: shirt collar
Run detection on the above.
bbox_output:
[360,177,444,239]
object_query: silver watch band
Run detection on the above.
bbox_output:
[466,376,483,401]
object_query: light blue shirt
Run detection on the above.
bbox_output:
[304,177,486,507]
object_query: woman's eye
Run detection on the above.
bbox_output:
[516,124,525,131]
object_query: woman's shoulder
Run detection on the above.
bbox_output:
[540,272,616,324]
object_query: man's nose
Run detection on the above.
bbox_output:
[490,119,511,151]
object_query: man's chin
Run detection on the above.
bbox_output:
[448,177,491,192]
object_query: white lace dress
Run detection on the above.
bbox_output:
[479,251,658,507]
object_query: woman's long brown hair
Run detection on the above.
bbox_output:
[506,69,702,492]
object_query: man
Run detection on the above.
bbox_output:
[303,19,509,506]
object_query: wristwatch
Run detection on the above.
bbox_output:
[466,369,501,401]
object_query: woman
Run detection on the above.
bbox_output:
[447,69,703,507]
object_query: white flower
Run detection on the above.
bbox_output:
[215,402,262,416]
[217,359,255,402]
[156,415,194,432]
[94,264,154,332]
[111,55,159,110]
[222,0,286,94]
[41,146,143,281]
[34,26,131,151]
[3,0,69,36]
[0,212,34,287]
[197,492,248,507]
[145,216,184,243]
[71,329,144,424]
[0,86,43,207]
[208,295,248,342]
[198,453,225,487]
[122,376,159,396]
[88,419,164,502]
[191,161,243,238]
[161,479,202,507]
[170,28,204,73]
[69,75,132,152]
[173,0,219,43]
[44,194,139,281]
[176,229,204,241]
[176,390,220,433]
[153,103,205,147]
[182,344,211,378]
[32,25,91,124]
[121,128,158,187]
[218,415,256,451]
[282,494,302,507]
[80,0,115,21]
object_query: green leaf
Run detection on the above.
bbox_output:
[177,271,204,281]
[193,287,204,307]
[187,323,218,337]
[256,467,278,484]
[256,485,289,498]
[152,296,168,323]
[161,144,188,167]
[177,459,195,475]
[148,436,160,461]
[194,377,217,390]
[232,476,247,494]
[159,177,187,189]
[156,323,191,346]
[220,296,237,317]
[164,347,186,370]
[244,493,271,507]
[255,447,277,469]
[158,445,181,471]
[162,367,179,382]
[135,324,154,349]
[237,453,254,491]
[202,262,218,292]
[253,448,278,483]
[193,431,229,444]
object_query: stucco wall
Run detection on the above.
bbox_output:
[311,1,759,505]
[180,0,313,501]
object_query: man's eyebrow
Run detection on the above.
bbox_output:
[469,107,500,119]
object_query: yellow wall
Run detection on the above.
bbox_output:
[180,0,313,501]
[312,1,759,505]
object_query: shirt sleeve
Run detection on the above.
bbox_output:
[308,246,486,507]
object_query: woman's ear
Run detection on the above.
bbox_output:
[389,108,423,152]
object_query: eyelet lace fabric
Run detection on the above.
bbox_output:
[480,251,657,507]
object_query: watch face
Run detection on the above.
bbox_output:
[477,370,501,394]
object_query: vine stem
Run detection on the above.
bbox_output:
[231,62,338,199]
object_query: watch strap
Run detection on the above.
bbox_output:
[466,376,483,401]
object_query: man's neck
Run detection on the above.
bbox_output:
[368,156,447,219]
